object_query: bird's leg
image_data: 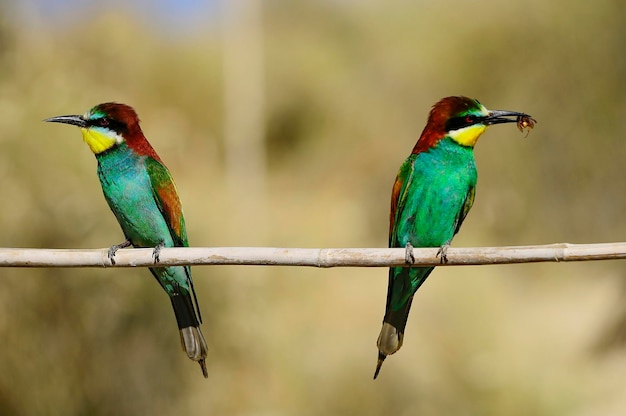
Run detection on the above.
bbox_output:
[107,239,132,265]
[436,240,452,264]
[405,242,415,265]
[153,241,165,264]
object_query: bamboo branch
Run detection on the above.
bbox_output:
[0,242,625,268]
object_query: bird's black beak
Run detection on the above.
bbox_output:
[484,110,530,126]
[44,115,88,128]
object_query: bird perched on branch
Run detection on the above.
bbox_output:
[374,96,535,379]
[45,103,208,378]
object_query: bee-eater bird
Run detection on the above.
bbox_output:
[374,96,535,379]
[45,103,208,378]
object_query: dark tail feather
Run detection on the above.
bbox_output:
[183,265,203,324]
[373,351,387,379]
[374,266,434,378]
[171,293,208,378]
[374,297,413,379]
[384,295,414,335]
[378,296,413,352]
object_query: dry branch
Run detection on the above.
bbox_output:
[0,242,625,268]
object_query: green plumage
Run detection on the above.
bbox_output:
[44,102,209,377]
[387,137,476,313]
[96,143,193,296]
[375,136,477,380]
[374,96,534,379]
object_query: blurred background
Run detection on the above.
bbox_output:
[0,0,624,414]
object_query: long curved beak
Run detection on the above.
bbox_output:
[44,115,88,128]
[484,110,530,125]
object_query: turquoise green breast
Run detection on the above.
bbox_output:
[95,144,191,294]
[394,137,477,248]
[388,137,477,310]
[95,144,172,248]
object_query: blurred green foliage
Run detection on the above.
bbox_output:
[0,0,624,415]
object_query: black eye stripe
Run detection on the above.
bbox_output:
[445,115,485,132]
[89,117,125,133]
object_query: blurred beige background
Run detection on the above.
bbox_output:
[0,0,624,414]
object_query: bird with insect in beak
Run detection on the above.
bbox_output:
[374,96,536,379]
[45,103,208,378]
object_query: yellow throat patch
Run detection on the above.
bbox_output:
[80,128,121,154]
[448,124,487,148]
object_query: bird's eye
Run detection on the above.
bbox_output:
[97,118,109,127]
[465,115,476,124]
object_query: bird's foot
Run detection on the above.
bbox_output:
[404,242,415,265]
[153,241,165,264]
[436,241,451,264]
[107,239,132,265]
